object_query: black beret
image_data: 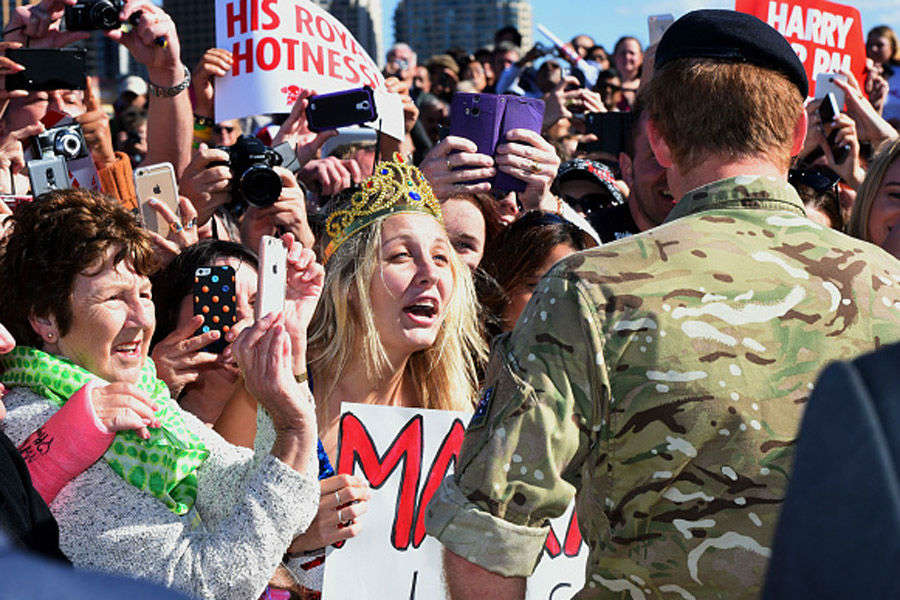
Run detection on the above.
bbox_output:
[655,9,808,98]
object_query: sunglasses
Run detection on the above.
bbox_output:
[213,125,235,135]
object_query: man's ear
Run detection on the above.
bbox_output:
[619,151,634,188]
[646,119,674,169]
[790,108,809,157]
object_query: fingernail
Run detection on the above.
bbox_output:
[210,330,220,339]
[142,418,152,425]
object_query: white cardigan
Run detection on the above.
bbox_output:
[2,386,319,600]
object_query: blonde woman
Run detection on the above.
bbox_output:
[308,156,487,457]
[847,137,900,258]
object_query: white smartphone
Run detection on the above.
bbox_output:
[134,162,179,237]
[814,72,847,108]
[255,235,287,321]
[648,14,674,46]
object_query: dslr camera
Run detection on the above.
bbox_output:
[65,0,126,31]
[215,135,284,208]
[34,124,89,162]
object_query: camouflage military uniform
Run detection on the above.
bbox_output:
[426,175,900,599]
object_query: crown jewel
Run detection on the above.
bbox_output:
[323,154,442,263]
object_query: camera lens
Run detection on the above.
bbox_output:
[91,1,121,29]
[240,165,282,208]
[54,131,84,160]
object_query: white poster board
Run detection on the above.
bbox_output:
[214,0,403,140]
[322,403,587,599]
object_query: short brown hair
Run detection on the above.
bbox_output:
[0,189,156,347]
[643,59,803,172]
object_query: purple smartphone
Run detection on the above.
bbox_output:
[449,93,507,185]
[494,96,546,192]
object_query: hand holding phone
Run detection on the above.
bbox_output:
[4,48,87,91]
[135,162,179,236]
[256,235,288,321]
[818,93,851,164]
[193,265,238,353]
[305,87,377,132]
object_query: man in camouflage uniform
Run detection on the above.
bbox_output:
[425,10,900,599]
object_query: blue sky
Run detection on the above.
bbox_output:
[381,0,900,54]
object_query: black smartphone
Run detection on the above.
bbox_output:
[193,265,238,353]
[4,49,87,91]
[305,87,377,132]
[818,93,850,164]
[579,112,630,156]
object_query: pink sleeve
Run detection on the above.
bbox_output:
[18,381,115,505]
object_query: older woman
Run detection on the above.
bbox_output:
[0,189,321,599]
[848,137,900,258]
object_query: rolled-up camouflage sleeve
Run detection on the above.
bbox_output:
[425,269,602,577]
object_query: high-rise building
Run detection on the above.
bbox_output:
[394,0,533,60]
[164,0,383,74]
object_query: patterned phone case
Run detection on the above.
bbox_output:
[193,265,237,353]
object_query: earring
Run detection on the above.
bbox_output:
[46,333,55,342]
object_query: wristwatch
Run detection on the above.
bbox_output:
[148,65,191,97]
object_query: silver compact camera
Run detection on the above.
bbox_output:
[33,124,89,162]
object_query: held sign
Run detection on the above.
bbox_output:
[735,0,866,97]
[322,403,587,600]
[214,0,403,139]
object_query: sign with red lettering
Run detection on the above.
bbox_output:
[322,403,587,599]
[735,0,866,97]
[214,0,403,139]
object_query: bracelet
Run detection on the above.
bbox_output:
[148,65,191,97]
[294,372,308,385]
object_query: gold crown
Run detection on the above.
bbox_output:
[323,154,442,263]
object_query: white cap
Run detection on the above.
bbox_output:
[118,75,148,96]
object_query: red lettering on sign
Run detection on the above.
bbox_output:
[327,49,341,79]
[301,41,324,76]
[232,38,254,76]
[358,63,378,89]
[226,0,247,37]
[256,37,280,71]
[315,15,335,42]
[261,0,280,30]
[338,413,423,550]
[295,6,314,36]
[343,55,361,84]
[412,419,466,547]
[543,508,583,558]
[282,38,299,70]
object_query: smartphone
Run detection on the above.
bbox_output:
[817,93,850,164]
[449,92,507,157]
[193,266,237,353]
[814,72,847,107]
[134,162,179,237]
[494,96,546,192]
[27,156,70,195]
[306,87,378,132]
[579,112,630,156]
[648,14,675,46]
[4,49,87,91]
[255,235,287,321]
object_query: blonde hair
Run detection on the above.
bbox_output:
[848,137,900,241]
[307,213,487,425]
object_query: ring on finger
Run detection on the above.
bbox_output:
[170,221,184,233]
[334,490,341,505]
[184,218,197,231]
[528,162,541,174]
[337,507,345,523]
[446,158,452,170]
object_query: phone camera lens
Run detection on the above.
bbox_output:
[471,107,480,116]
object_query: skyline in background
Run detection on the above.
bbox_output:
[380,0,900,58]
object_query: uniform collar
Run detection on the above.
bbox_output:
[664,175,806,223]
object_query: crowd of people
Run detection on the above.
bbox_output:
[1,0,899,598]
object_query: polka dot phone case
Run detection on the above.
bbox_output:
[193,265,237,353]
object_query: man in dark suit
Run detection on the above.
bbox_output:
[764,342,900,598]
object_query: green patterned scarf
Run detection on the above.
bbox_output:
[0,347,209,515]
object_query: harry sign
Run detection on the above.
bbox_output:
[735,0,866,97]
[322,403,587,599]
[214,0,403,139]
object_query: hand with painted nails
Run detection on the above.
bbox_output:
[146,196,200,268]
[419,136,496,199]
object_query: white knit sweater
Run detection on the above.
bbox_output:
[2,386,319,600]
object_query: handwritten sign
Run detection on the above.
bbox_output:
[322,403,587,599]
[735,0,866,97]
[214,0,403,139]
